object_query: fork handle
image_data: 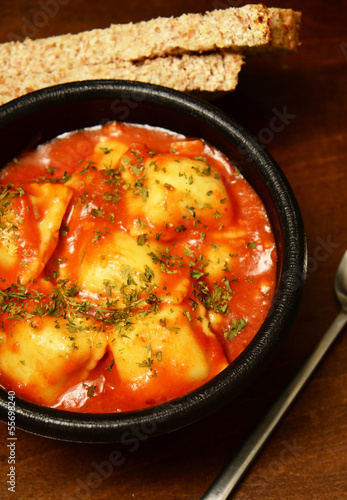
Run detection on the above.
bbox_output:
[201,310,347,500]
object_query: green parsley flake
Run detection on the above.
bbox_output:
[247,241,257,249]
[137,234,148,246]
[87,385,96,398]
[105,359,114,372]
[91,208,104,218]
[224,318,247,340]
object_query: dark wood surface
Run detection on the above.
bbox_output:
[1,1,347,498]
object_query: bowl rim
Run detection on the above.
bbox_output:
[0,80,307,442]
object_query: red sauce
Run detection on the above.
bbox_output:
[0,121,277,413]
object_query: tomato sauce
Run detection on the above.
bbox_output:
[0,121,277,413]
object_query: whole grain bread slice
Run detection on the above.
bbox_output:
[0,51,244,106]
[268,8,301,52]
[0,4,301,81]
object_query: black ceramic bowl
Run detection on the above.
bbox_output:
[0,81,306,443]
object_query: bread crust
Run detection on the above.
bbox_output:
[269,8,302,52]
[0,4,295,80]
[0,5,301,106]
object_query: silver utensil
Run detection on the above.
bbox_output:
[202,250,347,500]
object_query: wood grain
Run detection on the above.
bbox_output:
[1,0,347,498]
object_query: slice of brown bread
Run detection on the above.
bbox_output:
[0,51,244,106]
[0,4,301,81]
[269,8,302,51]
[0,5,302,106]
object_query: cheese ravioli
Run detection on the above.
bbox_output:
[0,183,72,289]
[122,151,235,240]
[108,303,228,404]
[0,314,107,405]
[0,121,277,413]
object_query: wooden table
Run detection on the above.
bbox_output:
[1,1,346,498]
